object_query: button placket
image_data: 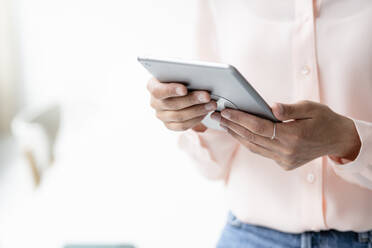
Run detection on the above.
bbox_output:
[292,0,321,102]
[293,0,325,230]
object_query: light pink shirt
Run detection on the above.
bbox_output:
[179,0,372,233]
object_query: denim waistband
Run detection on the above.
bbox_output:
[226,212,372,245]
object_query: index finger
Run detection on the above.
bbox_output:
[220,109,286,139]
[147,78,187,100]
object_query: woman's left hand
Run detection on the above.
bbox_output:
[211,100,361,171]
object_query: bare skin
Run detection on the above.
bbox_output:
[147,78,361,170]
[147,78,216,132]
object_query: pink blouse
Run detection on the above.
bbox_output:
[179,0,372,233]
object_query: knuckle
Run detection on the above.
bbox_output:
[247,144,259,154]
[285,157,298,168]
[276,161,289,170]
[287,158,296,166]
[152,87,162,99]
[284,147,296,157]
[275,160,285,169]
[164,122,188,132]
[151,98,166,111]
[283,144,297,157]
[176,122,189,131]
[155,111,163,120]
[250,120,264,134]
[277,145,287,155]
[277,160,295,171]
[146,78,155,93]
[169,111,185,122]
[243,130,255,142]
[164,122,174,131]
[162,99,177,110]
[282,165,293,171]
[275,160,284,167]
[150,98,156,109]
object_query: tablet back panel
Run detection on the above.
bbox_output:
[138,57,279,129]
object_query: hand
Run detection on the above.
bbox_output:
[211,100,361,170]
[147,78,217,132]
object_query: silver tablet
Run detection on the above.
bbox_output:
[138,56,279,130]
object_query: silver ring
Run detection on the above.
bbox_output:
[271,123,276,140]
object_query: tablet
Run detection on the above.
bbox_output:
[138,56,279,130]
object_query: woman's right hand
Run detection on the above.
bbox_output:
[147,78,217,132]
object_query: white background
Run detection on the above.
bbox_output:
[0,0,228,247]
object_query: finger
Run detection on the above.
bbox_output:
[226,128,280,161]
[164,115,206,132]
[157,101,217,122]
[219,117,283,152]
[147,78,187,100]
[272,101,316,121]
[221,109,284,139]
[152,91,211,111]
[210,111,221,122]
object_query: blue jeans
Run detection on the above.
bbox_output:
[217,213,372,248]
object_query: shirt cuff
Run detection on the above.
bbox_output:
[329,119,372,174]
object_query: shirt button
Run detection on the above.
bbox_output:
[307,173,315,183]
[301,65,311,76]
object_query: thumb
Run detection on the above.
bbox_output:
[272,101,313,121]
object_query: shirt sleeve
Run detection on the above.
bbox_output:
[179,129,240,181]
[329,119,372,190]
[176,0,239,182]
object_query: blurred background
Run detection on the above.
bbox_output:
[0,0,227,247]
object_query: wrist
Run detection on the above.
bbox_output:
[333,116,361,161]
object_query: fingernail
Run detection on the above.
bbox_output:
[205,102,216,111]
[198,94,209,103]
[211,113,221,122]
[221,111,231,119]
[176,87,186,96]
